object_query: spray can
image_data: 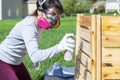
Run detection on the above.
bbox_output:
[64,35,74,61]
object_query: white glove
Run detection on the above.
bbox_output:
[58,33,75,53]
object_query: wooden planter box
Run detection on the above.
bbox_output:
[75,14,120,80]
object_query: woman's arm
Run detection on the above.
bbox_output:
[22,25,61,63]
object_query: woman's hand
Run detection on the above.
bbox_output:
[57,33,75,53]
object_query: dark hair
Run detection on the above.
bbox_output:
[32,0,64,16]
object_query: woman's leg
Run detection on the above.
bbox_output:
[11,63,32,80]
[0,60,18,80]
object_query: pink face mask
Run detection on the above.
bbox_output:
[37,17,51,30]
[36,0,60,30]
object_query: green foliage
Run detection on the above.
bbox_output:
[74,1,90,13]
[114,9,118,14]
[98,5,105,13]
[61,0,75,15]
[61,0,91,15]
[88,0,99,4]
[94,8,99,14]
[93,5,105,14]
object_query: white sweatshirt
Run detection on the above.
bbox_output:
[0,16,61,65]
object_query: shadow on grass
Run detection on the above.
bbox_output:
[39,75,44,80]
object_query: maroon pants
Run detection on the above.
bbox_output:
[0,60,32,80]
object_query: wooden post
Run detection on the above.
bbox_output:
[96,15,102,80]
[91,15,96,80]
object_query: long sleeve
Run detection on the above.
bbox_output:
[22,23,61,63]
[0,16,61,65]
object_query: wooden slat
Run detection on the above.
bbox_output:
[102,63,120,67]
[77,50,92,72]
[79,63,92,80]
[102,48,120,63]
[75,59,81,73]
[102,67,120,79]
[75,60,85,80]
[102,16,120,47]
[75,58,92,80]
[79,26,91,42]
[79,38,91,57]
[78,75,85,80]
[102,23,120,31]
[75,60,81,80]
[102,16,120,31]
[102,48,120,80]
[102,31,120,47]
[76,72,82,80]
[80,16,91,28]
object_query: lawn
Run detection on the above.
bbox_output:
[0,16,76,80]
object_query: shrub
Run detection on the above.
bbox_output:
[94,8,99,14]
[114,9,118,14]
[93,5,105,14]
[98,5,105,13]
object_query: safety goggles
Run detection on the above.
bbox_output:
[43,8,61,28]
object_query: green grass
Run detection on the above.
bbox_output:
[0,16,76,80]
[0,19,21,41]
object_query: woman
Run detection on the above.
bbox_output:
[0,0,75,80]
